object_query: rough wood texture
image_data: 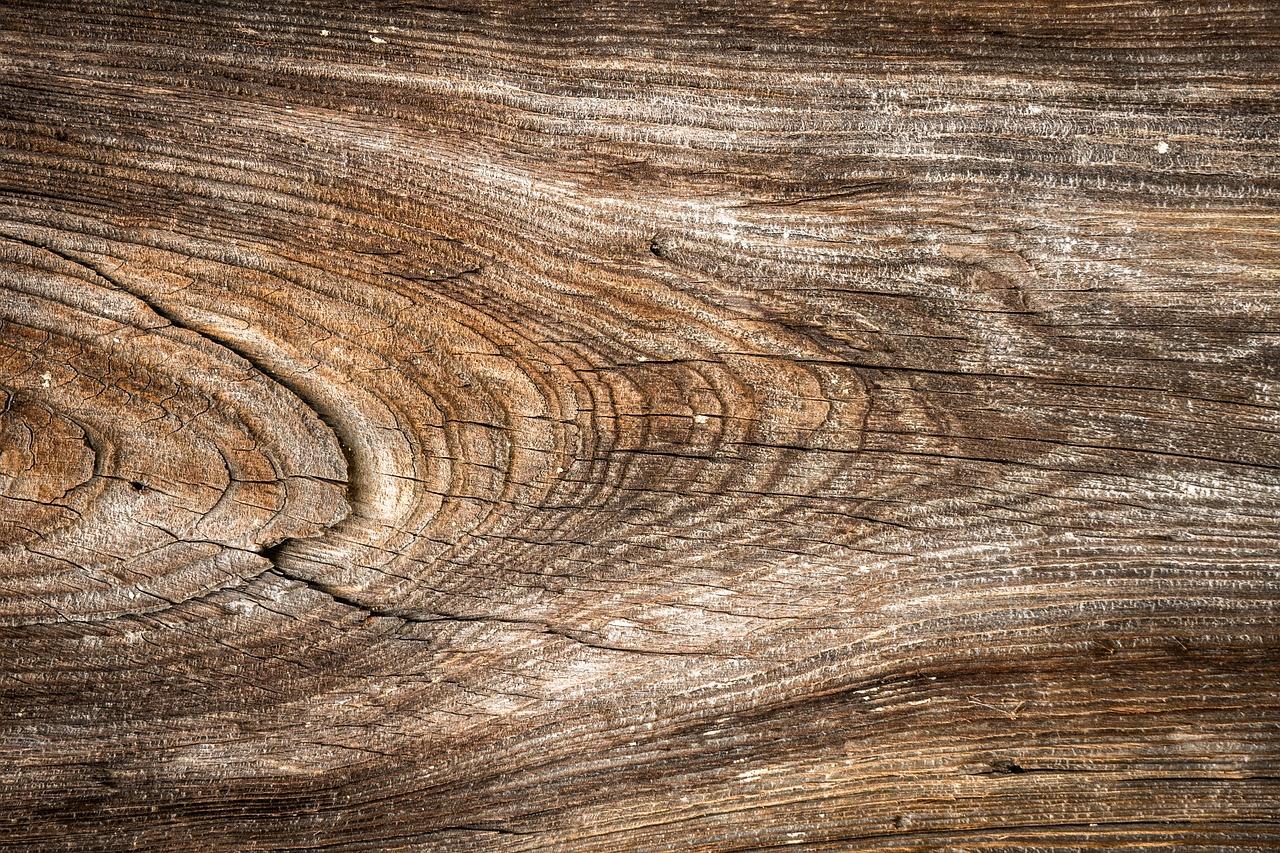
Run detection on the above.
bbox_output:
[2,1,1278,849]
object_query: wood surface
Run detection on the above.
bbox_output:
[2,1,1279,850]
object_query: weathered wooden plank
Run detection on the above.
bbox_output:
[1,1,1277,849]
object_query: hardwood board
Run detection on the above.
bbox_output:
[0,1,1277,849]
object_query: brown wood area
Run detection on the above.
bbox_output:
[2,1,1278,850]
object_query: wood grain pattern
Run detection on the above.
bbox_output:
[1,1,1278,849]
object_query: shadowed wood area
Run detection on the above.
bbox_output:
[2,0,1279,849]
